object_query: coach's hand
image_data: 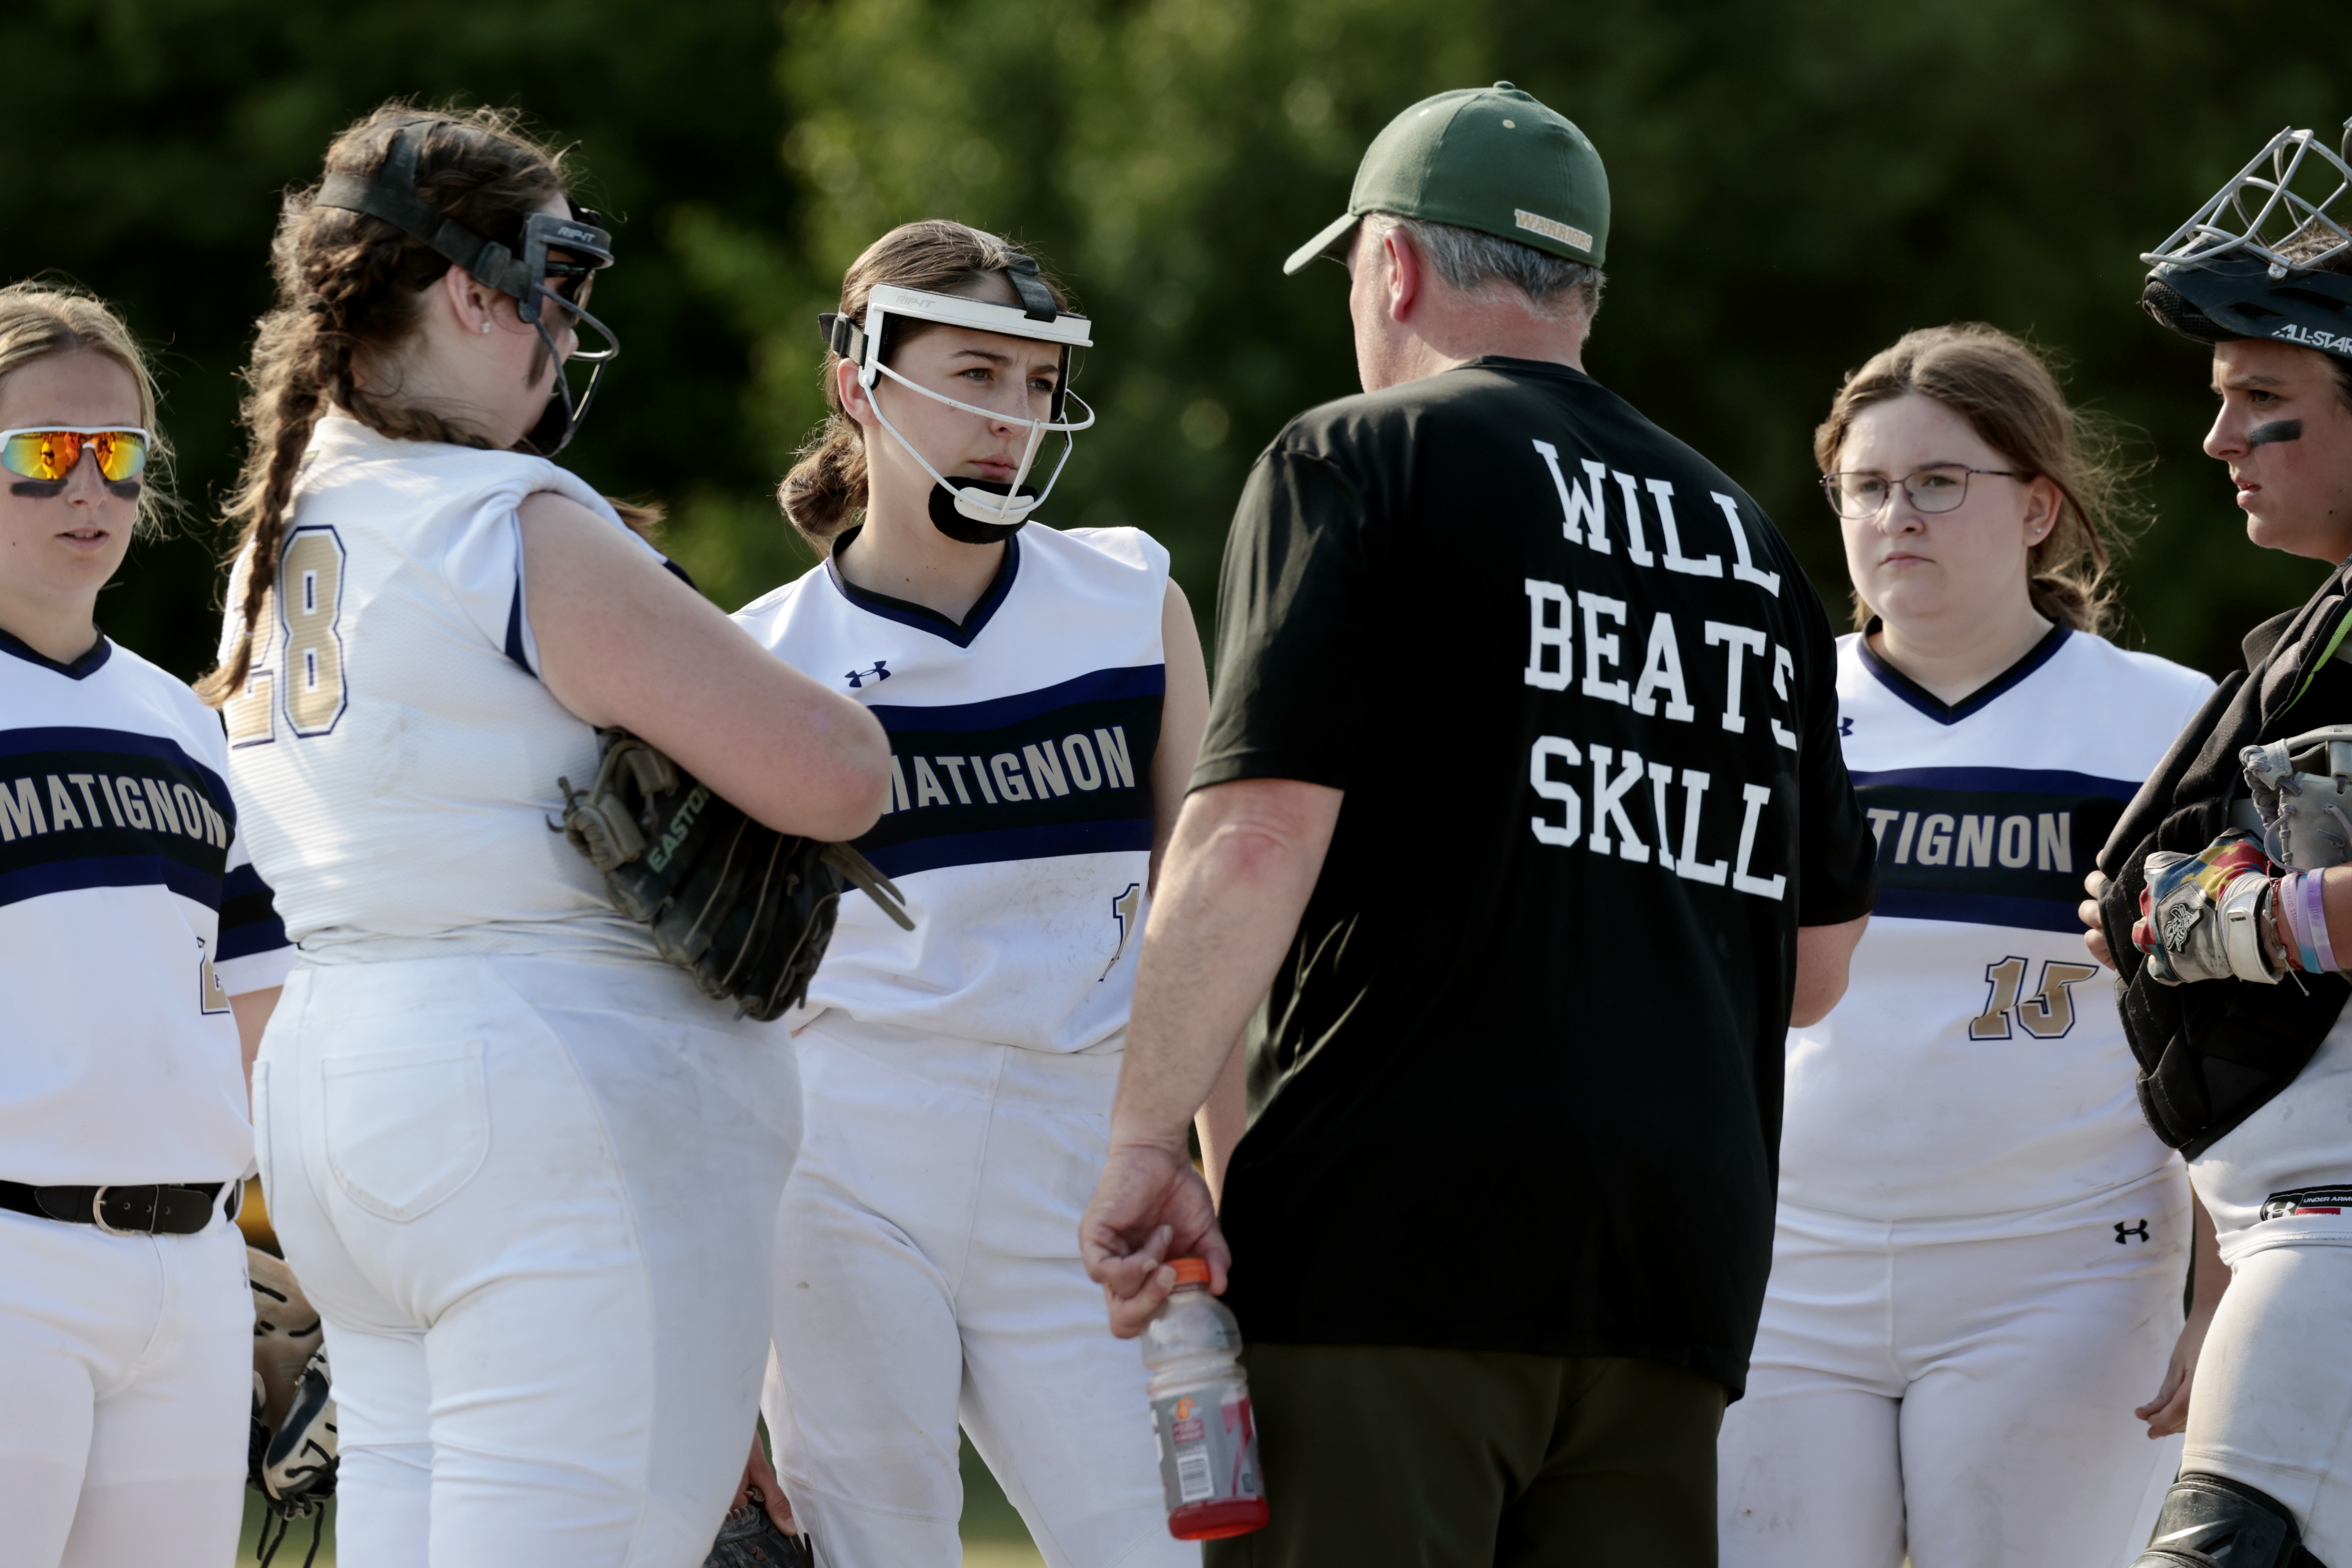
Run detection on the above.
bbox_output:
[2082,868,2115,969]
[1082,1141,1231,1338]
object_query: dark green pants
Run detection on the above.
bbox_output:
[1204,1343,1726,1568]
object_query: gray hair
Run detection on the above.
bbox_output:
[1362,212,1605,325]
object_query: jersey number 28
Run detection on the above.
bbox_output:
[225,526,349,746]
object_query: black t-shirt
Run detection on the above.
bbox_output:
[1197,357,1877,1394]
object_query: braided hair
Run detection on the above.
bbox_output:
[198,104,576,707]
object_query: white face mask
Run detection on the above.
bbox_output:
[822,280,1096,543]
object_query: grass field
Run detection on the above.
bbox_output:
[235,1439,1049,1566]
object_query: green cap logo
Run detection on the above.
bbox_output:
[1283,83,1609,275]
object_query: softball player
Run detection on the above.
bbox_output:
[204,106,888,1568]
[0,283,297,1565]
[2091,119,2352,1568]
[734,220,1210,1568]
[1717,324,2216,1568]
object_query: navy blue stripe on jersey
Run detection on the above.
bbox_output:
[0,851,220,914]
[865,819,1156,879]
[1871,888,2089,934]
[1851,764,2132,931]
[0,725,233,809]
[1848,766,2139,802]
[826,527,1021,648]
[216,862,290,959]
[1,733,238,913]
[0,627,113,680]
[1858,621,2071,725]
[502,582,533,675]
[867,664,1166,733]
[855,662,1163,876]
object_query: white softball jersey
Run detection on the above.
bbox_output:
[1778,625,2215,1224]
[221,415,665,964]
[734,522,1168,1053]
[0,629,296,1185]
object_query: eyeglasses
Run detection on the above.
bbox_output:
[0,426,152,485]
[1820,464,2029,519]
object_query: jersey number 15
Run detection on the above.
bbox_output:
[1969,956,2102,1041]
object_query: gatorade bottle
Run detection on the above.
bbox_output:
[1141,1257,1268,1540]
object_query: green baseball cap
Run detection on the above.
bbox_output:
[1282,82,1609,275]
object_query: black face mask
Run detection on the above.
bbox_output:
[314,125,622,456]
[927,478,1039,544]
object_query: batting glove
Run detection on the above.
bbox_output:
[2137,831,2284,986]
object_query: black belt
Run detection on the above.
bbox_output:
[0,1180,232,1236]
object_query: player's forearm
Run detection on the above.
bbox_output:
[1790,914,1868,1027]
[231,985,280,1102]
[1114,778,1339,1152]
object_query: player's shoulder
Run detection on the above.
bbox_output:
[303,415,610,532]
[69,638,233,768]
[732,559,832,639]
[1034,522,1170,581]
[2055,630,2216,708]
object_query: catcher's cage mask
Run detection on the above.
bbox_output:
[2141,118,2352,363]
[818,262,1096,544]
[314,124,620,455]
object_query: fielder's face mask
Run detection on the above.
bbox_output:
[314,127,620,455]
[819,262,1095,544]
[2141,119,2352,362]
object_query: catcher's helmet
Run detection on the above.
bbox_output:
[2141,119,2352,364]
[314,123,620,455]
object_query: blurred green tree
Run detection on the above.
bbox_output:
[5,0,2349,686]
[677,0,2351,679]
[0,0,798,678]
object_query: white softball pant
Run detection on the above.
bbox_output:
[0,1201,248,1568]
[2177,1242,2352,1562]
[1718,1168,2190,1568]
[763,1015,1197,1568]
[256,953,799,1568]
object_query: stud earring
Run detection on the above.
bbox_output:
[480,322,493,336]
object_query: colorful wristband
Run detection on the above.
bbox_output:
[2308,869,2340,974]
[2282,872,2322,974]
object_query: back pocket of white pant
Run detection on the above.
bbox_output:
[321,1039,490,1223]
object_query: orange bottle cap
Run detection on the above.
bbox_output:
[1169,1257,1211,1286]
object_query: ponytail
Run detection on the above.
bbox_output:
[779,412,870,545]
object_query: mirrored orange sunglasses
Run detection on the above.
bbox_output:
[0,426,151,485]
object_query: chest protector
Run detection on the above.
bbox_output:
[2099,563,2352,1159]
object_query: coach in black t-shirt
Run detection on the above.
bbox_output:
[1080,84,1878,1566]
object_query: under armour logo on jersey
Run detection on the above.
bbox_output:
[2114,1219,2149,1244]
[1839,716,1854,738]
[846,660,892,689]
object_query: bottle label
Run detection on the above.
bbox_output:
[1150,1379,1262,1512]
